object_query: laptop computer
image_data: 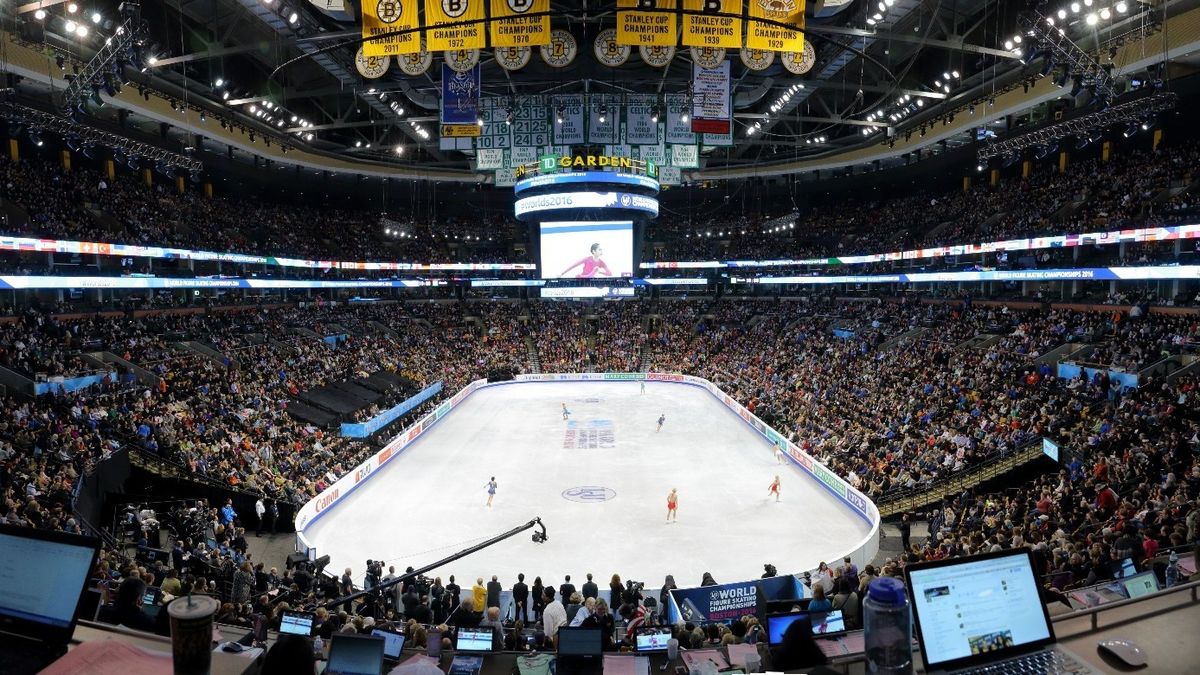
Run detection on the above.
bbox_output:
[557,627,603,675]
[454,626,495,653]
[370,627,405,662]
[1119,571,1159,599]
[809,608,846,636]
[279,609,315,636]
[633,625,672,652]
[905,547,1102,674]
[765,610,808,646]
[0,523,101,675]
[325,632,385,675]
[140,586,163,619]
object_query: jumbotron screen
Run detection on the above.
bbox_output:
[539,221,633,280]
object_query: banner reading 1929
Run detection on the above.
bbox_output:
[617,0,678,47]
[746,0,806,53]
[424,0,487,51]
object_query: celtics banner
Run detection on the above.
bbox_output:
[362,0,420,56]
[424,0,486,51]
[681,0,742,49]
[477,148,505,170]
[489,0,550,47]
[664,93,696,144]
[625,96,659,145]
[552,95,586,145]
[617,0,678,47]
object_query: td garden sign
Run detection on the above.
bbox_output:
[515,154,659,179]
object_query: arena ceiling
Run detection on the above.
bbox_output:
[0,0,1184,180]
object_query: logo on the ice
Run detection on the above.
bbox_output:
[561,486,617,503]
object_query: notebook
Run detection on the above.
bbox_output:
[325,632,385,675]
[905,547,1102,674]
[0,524,101,675]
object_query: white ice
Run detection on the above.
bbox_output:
[305,381,871,590]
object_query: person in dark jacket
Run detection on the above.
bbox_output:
[486,575,502,611]
[580,598,617,651]
[513,573,530,621]
[581,573,599,600]
[559,575,576,604]
[409,595,434,625]
[771,618,828,671]
[609,574,624,609]
[531,577,546,621]
[96,577,156,633]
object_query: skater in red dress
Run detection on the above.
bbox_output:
[768,475,781,502]
[666,488,678,523]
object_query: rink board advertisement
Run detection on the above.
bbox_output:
[670,580,760,624]
[294,373,880,581]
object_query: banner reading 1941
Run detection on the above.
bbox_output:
[617,0,678,47]
[425,0,487,51]
[489,0,551,47]
[746,0,806,53]
[361,0,420,56]
[681,0,742,49]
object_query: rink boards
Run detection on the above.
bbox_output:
[293,373,881,581]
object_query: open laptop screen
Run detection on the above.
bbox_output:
[0,526,99,631]
[765,611,808,646]
[454,627,494,653]
[279,610,315,636]
[907,548,1055,672]
[326,633,385,675]
[1121,571,1158,599]
[371,628,406,660]
[556,627,602,656]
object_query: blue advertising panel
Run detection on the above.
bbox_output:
[668,580,760,624]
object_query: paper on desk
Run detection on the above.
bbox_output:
[816,631,865,658]
[40,640,172,675]
[679,649,728,671]
[603,654,650,675]
[725,643,759,667]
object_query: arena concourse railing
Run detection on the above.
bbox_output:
[293,372,880,594]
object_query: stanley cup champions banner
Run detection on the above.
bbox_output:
[361,0,420,56]
[489,0,551,47]
[617,0,678,47]
[681,0,742,49]
[424,0,487,51]
[746,0,806,52]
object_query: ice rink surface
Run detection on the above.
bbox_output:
[305,381,871,588]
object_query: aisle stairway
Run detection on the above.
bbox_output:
[875,440,1044,518]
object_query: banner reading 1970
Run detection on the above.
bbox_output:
[489,0,551,47]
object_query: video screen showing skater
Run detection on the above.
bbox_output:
[539,221,633,279]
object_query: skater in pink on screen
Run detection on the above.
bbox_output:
[768,475,781,502]
[666,488,678,523]
[559,243,613,278]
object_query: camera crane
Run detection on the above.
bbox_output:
[318,517,548,611]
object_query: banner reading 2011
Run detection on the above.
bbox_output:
[746,0,806,53]
[490,0,550,47]
[617,0,678,47]
[425,0,487,51]
[362,0,420,56]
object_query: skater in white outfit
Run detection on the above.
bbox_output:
[640,381,645,395]
[485,477,498,507]
[774,443,786,464]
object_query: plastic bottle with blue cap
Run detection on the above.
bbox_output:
[863,577,912,674]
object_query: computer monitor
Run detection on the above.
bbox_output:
[556,627,602,656]
[1115,558,1136,579]
[141,586,163,619]
[634,625,672,652]
[279,610,315,636]
[766,611,809,646]
[325,633,385,675]
[455,627,494,653]
[810,609,846,636]
[0,524,101,644]
[1120,571,1159,599]
[371,628,406,660]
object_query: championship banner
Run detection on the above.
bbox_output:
[617,0,678,47]
[668,580,762,624]
[440,63,481,125]
[588,99,619,144]
[691,60,730,134]
[424,0,486,51]
[489,0,550,47]
[625,96,659,145]
[746,0,805,52]
[682,0,742,49]
[476,148,505,170]
[670,143,699,167]
[552,95,586,145]
[361,0,420,56]
[495,167,519,186]
[658,164,682,185]
[664,93,696,144]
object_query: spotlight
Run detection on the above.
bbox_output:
[1123,122,1138,137]
[1070,2,1080,12]
[55,55,65,70]
[66,2,78,13]
[76,25,88,38]
[598,104,607,124]
[1116,1,1128,12]
[680,112,688,123]
[288,12,299,24]
[92,11,102,24]
[214,78,224,88]
[1086,13,1097,26]
[1100,8,1111,19]
[1058,9,1067,19]
[395,145,404,155]
[65,20,77,33]
[34,9,46,20]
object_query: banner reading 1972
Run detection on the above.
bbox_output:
[424,0,487,51]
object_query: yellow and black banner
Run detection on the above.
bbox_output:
[441,123,482,137]
[746,0,805,52]
[424,0,487,51]
[489,0,550,47]
[362,0,421,56]
[617,0,678,47]
[681,0,741,49]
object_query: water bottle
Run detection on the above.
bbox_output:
[863,577,913,674]
[313,635,324,659]
[1165,551,1179,588]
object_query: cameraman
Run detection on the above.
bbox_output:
[365,559,383,591]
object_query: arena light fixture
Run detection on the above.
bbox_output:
[1116,1,1128,11]
[65,19,78,33]
[34,9,47,20]
[91,11,102,24]
[67,2,78,13]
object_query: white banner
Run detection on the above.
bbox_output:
[552,95,586,145]
[659,165,682,185]
[495,167,519,187]
[665,93,696,144]
[691,60,731,134]
[476,148,505,171]
[510,146,538,167]
[625,95,659,145]
[588,99,619,144]
[702,127,734,147]
[605,143,632,159]
[670,144,699,168]
[638,143,667,165]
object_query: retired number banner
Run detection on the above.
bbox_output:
[424,0,487,51]
[746,0,805,53]
[617,0,678,47]
[362,0,420,56]
[490,0,550,47]
[681,0,742,49]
